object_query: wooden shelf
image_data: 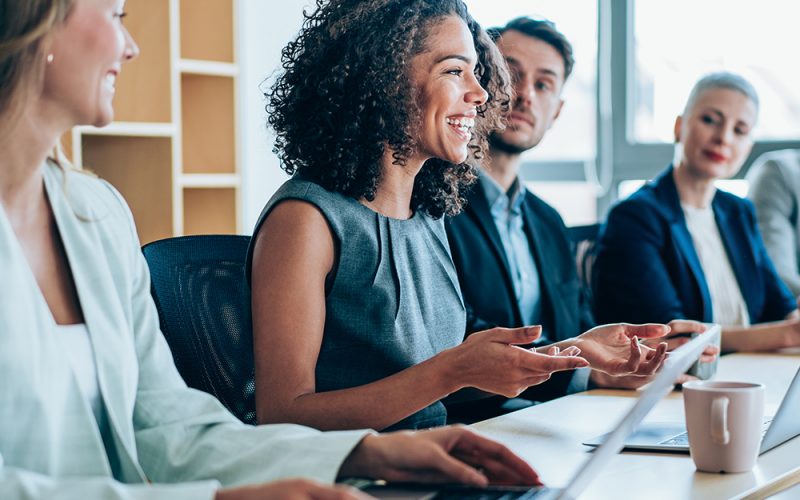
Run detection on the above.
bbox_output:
[68,0,240,241]
[181,74,236,174]
[179,59,238,77]
[112,0,171,123]
[81,136,174,244]
[76,122,175,137]
[180,173,240,188]
[183,188,237,235]
[180,0,234,63]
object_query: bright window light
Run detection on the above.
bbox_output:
[632,0,800,143]
[464,0,598,162]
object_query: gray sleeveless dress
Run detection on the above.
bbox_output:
[246,178,466,430]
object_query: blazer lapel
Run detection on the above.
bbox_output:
[464,185,521,322]
[44,165,147,482]
[657,167,714,322]
[713,199,756,318]
[520,196,559,336]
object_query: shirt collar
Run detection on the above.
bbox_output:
[479,169,527,217]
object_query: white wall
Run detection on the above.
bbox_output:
[238,0,313,231]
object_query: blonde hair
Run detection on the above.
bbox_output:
[0,0,74,142]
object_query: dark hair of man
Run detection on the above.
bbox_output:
[265,0,511,218]
[490,16,574,81]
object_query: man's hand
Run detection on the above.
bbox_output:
[338,426,542,487]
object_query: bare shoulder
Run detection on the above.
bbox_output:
[251,199,335,275]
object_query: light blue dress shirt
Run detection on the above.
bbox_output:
[479,172,542,332]
[479,172,589,393]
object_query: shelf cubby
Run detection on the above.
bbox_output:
[180,74,236,174]
[183,188,237,235]
[81,135,174,244]
[180,0,234,63]
[113,0,171,123]
[68,0,240,243]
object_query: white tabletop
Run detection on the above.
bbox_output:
[471,351,800,499]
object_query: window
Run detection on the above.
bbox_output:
[465,1,600,223]
[607,0,800,213]
[632,0,800,144]
[465,0,598,162]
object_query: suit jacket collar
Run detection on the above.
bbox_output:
[651,164,751,322]
[520,193,560,338]
[464,182,522,324]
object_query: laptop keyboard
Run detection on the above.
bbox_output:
[433,486,550,499]
[659,417,774,446]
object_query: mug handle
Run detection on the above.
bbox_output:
[711,396,730,445]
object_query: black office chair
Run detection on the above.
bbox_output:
[566,223,601,303]
[142,235,256,425]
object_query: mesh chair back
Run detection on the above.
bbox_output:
[566,223,601,304]
[142,235,256,425]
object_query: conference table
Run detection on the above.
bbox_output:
[471,351,800,499]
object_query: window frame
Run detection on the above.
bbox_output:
[602,0,800,210]
[518,0,800,215]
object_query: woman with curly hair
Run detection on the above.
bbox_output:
[247,0,669,431]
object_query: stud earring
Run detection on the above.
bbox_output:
[46,53,54,64]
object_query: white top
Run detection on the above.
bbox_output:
[682,203,751,326]
[59,323,106,426]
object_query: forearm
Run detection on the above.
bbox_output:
[721,319,800,352]
[259,351,464,431]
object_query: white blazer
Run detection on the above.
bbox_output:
[0,161,368,499]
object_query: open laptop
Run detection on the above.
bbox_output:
[363,325,719,500]
[584,350,800,454]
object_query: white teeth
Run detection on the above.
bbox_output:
[446,117,475,130]
[104,73,116,90]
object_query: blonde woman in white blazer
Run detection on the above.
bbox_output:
[0,1,542,499]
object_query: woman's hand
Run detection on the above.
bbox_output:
[569,323,669,377]
[338,426,542,487]
[216,479,370,500]
[644,320,718,362]
[590,369,698,390]
[446,326,589,398]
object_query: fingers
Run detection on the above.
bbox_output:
[624,336,642,372]
[485,326,542,346]
[446,429,543,486]
[621,323,670,340]
[541,345,581,357]
[699,345,720,363]
[663,336,690,351]
[310,484,373,500]
[559,346,582,357]
[666,319,707,336]
[635,342,667,376]
[675,373,698,386]
[422,445,490,487]
[522,352,589,373]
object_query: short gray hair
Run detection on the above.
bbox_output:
[683,72,759,117]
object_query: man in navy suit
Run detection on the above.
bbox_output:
[445,18,677,421]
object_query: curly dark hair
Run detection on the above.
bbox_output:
[266,0,511,218]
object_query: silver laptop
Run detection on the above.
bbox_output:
[363,326,719,500]
[584,336,800,455]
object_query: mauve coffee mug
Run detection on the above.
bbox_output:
[683,381,765,473]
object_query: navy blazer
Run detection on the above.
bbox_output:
[446,182,595,402]
[593,165,796,326]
